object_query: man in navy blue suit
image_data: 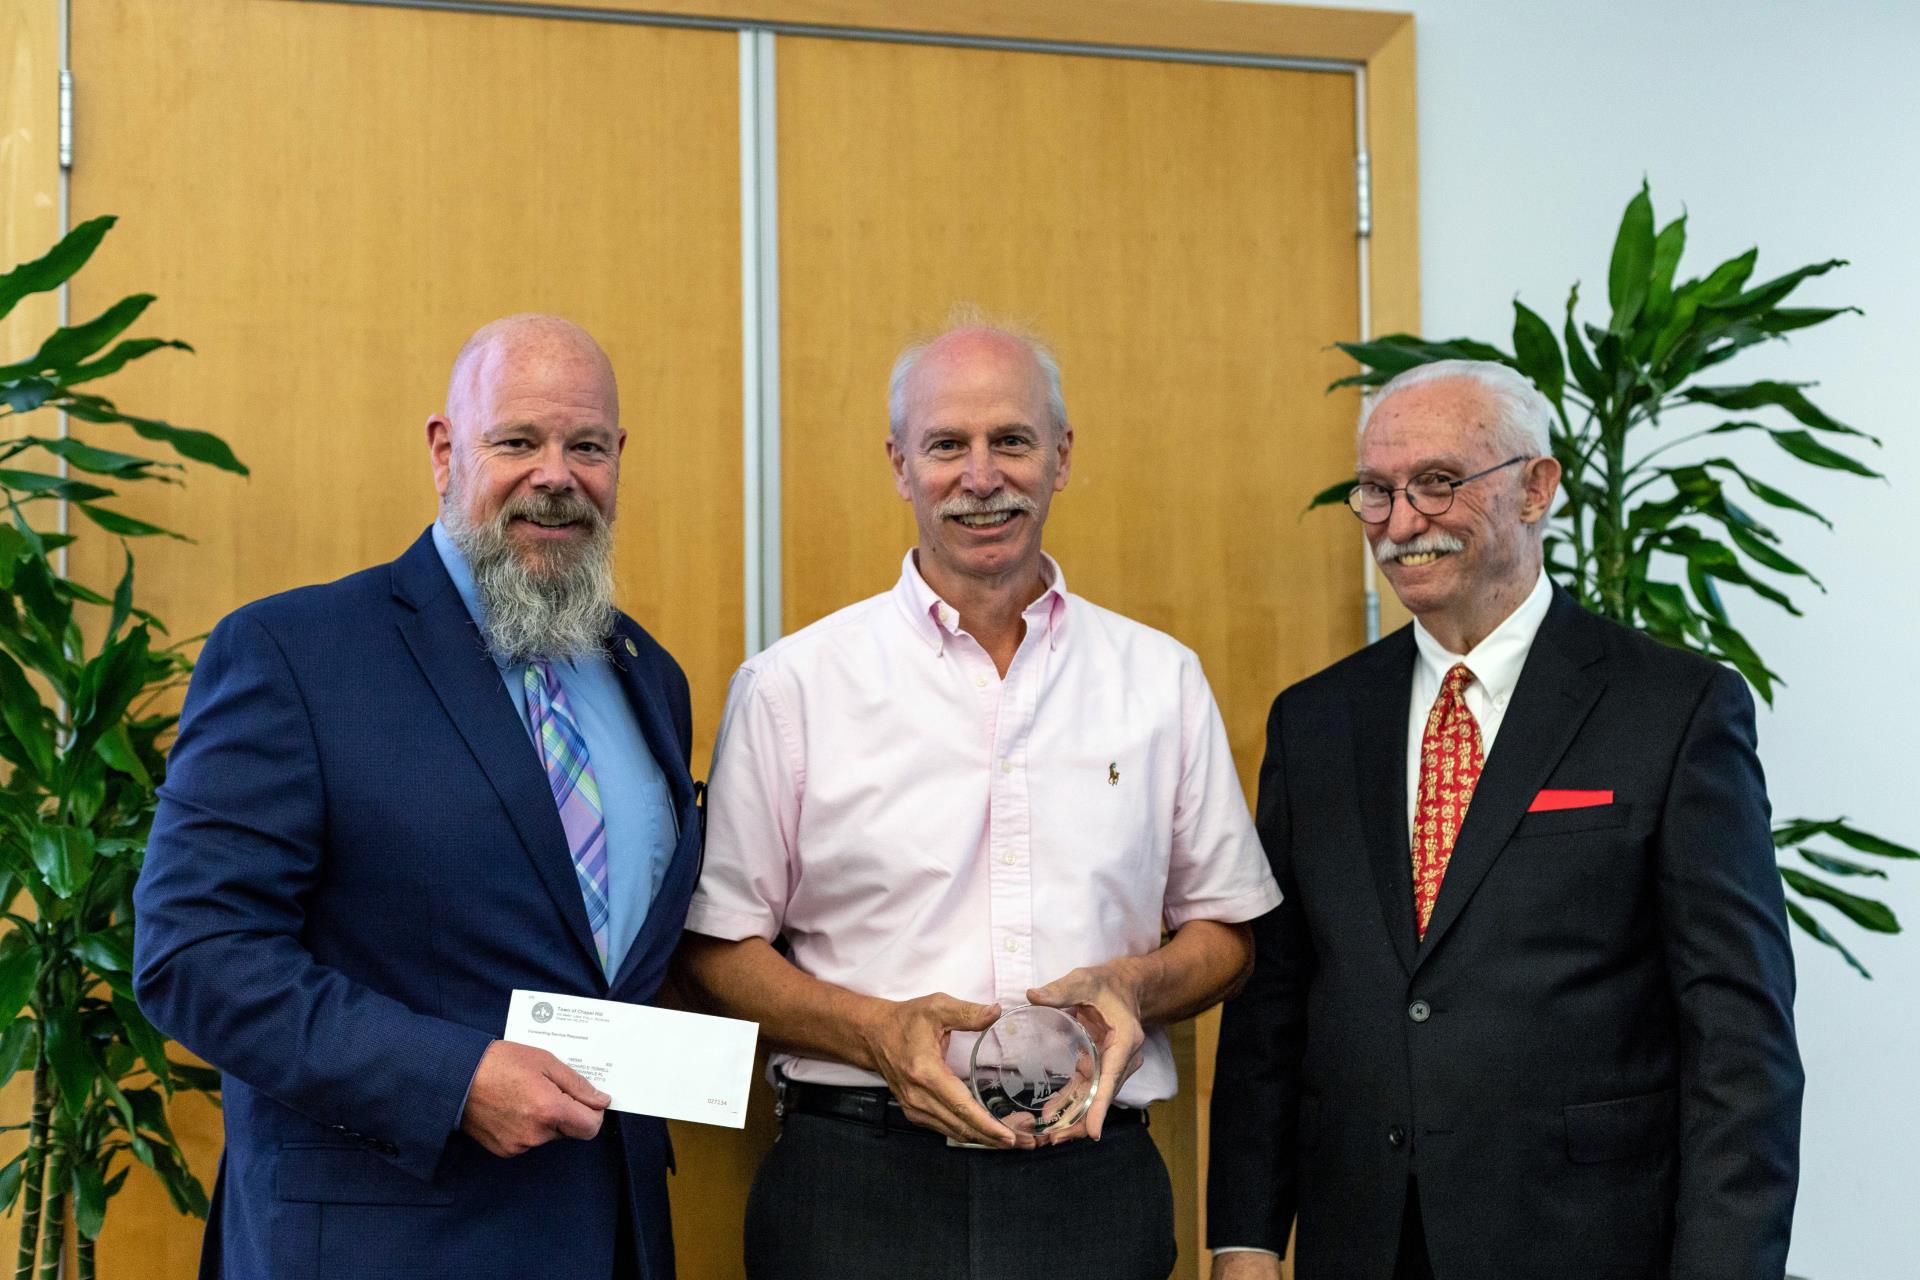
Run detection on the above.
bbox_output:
[134,314,702,1279]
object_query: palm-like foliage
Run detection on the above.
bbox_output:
[1321,184,1916,977]
[1,218,244,1277]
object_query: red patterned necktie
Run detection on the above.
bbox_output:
[1412,662,1484,938]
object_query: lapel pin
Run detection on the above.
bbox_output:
[624,638,638,656]
[1108,762,1119,786]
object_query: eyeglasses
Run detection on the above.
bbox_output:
[1346,456,1531,524]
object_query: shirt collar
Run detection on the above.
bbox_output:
[891,549,1070,654]
[1411,566,1553,707]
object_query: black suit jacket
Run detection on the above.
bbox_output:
[1208,588,1802,1279]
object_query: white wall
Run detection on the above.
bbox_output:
[1248,1,1920,1274]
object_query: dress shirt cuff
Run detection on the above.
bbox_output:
[451,1039,494,1136]
[1210,1247,1281,1257]
[1164,880,1284,931]
[683,899,778,943]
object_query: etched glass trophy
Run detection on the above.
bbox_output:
[967,1003,1100,1137]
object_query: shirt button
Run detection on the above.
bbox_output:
[1000,760,1013,774]
[1388,1125,1407,1148]
[1004,937,1019,953]
[1002,852,1017,865]
[1408,1000,1431,1023]
[975,675,988,688]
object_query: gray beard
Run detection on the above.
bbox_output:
[443,478,617,666]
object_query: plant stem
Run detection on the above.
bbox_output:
[35,1174,65,1280]
[12,1061,49,1280]
[73,1238,92,1280]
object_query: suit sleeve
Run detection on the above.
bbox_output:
[1207,692,1314,1255]
[1659,665,1803,1278]
[133,610,494,1183]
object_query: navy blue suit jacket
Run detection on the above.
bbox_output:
[134,529,701,1280]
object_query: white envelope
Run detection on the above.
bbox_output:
[503,989,759,1129]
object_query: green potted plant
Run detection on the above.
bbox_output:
[0,217,246,1277]
[1320,183,1916,976]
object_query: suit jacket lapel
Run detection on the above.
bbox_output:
[1352,628,1419,977]
[389,533,604,981]
[605,617,698,993]
[1414,589,1606,967]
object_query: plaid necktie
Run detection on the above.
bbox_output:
[525,659,610,972]
[1412,662,1484,939]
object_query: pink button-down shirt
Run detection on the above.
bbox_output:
[687,552,1281,1107]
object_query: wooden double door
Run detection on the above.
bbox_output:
[22,0,1388,1274]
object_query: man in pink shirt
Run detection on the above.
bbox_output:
[678,316,1282,1279]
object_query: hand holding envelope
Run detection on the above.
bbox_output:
[503,990,761,1129]
[461,1039,613,1157]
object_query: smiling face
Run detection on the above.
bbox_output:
[428,319,626,577]
[1358,375,1559,649]
[886,329,1072,601]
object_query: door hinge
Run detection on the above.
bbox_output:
[1355,150,1372,239]
[58,69,74,171]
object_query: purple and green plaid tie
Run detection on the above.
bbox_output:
[525,659,610,973]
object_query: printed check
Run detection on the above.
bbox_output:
[503,989,759,1129]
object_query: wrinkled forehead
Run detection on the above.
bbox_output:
[1359,378,1500,466]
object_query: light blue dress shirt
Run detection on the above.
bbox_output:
[432,521,677,978]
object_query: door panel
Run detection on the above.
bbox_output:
[775,35,1362,1273]
[65,2,741,1275]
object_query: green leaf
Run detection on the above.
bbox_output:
[94,722,153,787]
[0,469,116,502]
[0,1150,26,1216]
[1510,300,1564,407]
[74,929,134,976]
[1561,285,1607,402]
[1305,478,1352,513]
[1798,849,1888,879]
[72,1162,107,1239]
[28,436,175,479]
[1691,247,1759,304]
[1698,458,1832,529]
[108,545,135,641]
[0,1018,37,1090]
[1754,306,1860,336]
[1763,428,1882,478]
[1704,619,1778,704]
[1723,520,1821,588]
[0,216,114,324]
[1784,899,1870,979]
[75,503,187,540]
[1607,182,1655,333]
[17,294,155,374]
[62,399,248,476]
[1684,381,1879,443]
[113,996,174,1094]
[59,337,193,388]
[29,824,97,899]
[0,648,56,781]
[71,625,154,760]
[43,1007,99,1123]
[0,944,38,1024]
[1780,867,1900,933]
[1334,338,1433,377]
[1702,258,1848,318]
[1644,213,1688,323]
[1774,818,1920,860]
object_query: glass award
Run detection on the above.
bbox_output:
[967,1003,1100,1137]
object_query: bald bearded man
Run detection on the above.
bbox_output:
[135,315,702,1279]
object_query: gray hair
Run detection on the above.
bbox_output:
[887,305,1068,442]
[1357,359,1553,459]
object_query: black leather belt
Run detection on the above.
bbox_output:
[778,1078,1147,1134]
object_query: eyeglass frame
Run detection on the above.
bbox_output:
[1345,455,1532,524]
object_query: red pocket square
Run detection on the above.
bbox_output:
[1529,789,1615,812]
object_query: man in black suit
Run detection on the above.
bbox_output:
[1207,359,1803,1279]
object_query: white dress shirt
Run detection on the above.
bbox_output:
[687,552,1281,1107]
[1405,568,1554,830]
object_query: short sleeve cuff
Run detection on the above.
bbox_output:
[1163,880,1283,931]
[683,899,780,943]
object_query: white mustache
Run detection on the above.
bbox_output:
[1374,532,1464,564]
[936,493,1037,519]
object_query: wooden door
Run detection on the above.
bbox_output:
[59,1,743,1274]
[774,34,1364,1274]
